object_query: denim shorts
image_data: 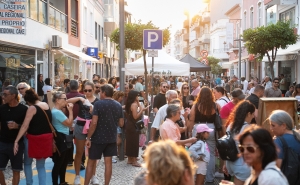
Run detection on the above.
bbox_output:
[226,157,251,181]
[74,124,87,140]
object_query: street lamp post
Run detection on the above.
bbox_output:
[234,37,243,85]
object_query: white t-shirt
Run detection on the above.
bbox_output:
[177,82,183,90]
[216,96,230,108]
[42,85,53,94]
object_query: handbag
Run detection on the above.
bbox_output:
[135,120,145,131]
[41,108,61,156]
[64,134,73,148]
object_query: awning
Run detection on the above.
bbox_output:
[221,56,248,69]
[57,47,99,62]
[262,42,300,61]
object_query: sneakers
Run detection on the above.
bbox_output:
[80,163,85,170]
[74,175,81,185]
[112,158,117,163]
[67,162,73,166]
[90,176,100,185]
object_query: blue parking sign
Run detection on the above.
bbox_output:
[143,29,163,50]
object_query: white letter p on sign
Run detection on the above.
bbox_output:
[148,32,158,47]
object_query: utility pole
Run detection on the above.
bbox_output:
[119,0,125,161]
[234,37,243,85]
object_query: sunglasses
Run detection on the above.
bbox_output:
[84,89,92,92]
[18,87,25,90]
[238,145,257,153]
[274,82,279,84]
[183,87,189,89]
[162,86,168,88]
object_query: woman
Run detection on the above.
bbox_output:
[37,74,44,101]
[113,91,125,157]
[220,89,245,128]
[144,140,195,185]
[14,89,52,185]
[78,79,88,94]
[292,84,300,111]
[213,86,230,110]
[73,81,100,185]
[17,82,31,105]
[268,110,300,184]
[222,126,288,185]
[160,104,196,145]
[188,87,219,183]
[177,77,183,91]
[51,91,75,185]
[180,82,194,109]
[223,101,255,185]
[42,78,53,103]
[125,90,149,167]
[108,77,117,89]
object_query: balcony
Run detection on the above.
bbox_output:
[265,0,297,6]
[183,33,189,41]
[212,48,229,59]
[190,39,200,49]
[71,19,78,37]
[104,22,117,36]
[49,5,68,33]
[202,11,210,23]
[191,21,200,31]
[199,33,210,43]
[183,20,189,28]
[211,19,227,32]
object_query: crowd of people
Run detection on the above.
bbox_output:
[0,73,299,185]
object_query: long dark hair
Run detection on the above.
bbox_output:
[125,90,139,114]
[239,126,277,169]
[108,77,116,88]
[229,100,255,134]
[214,86,229,99]
[194,87,215,116]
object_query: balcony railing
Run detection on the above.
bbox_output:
[49,5,67,32]
[213,48,229,53]
[71,18,78,37]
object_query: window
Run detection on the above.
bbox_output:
[84,7,87,31]
[250,7,254,28]
[280,8,295,28]
[95,22,97,39]
[244,11,247,30]
[258,2,262,26]
[28,0,47,24]
[37,50,44,61]
[90,12,93,35]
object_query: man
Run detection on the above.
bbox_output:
[53,79,61,89]
[99,78,107,85]
[93,75,100,83]
[264,78,282,97]
[149,90,178,142]
[74,74,79,81]
[280,74,287,95]
[241,77,249,94]
[153,82,168,113]
[285,85,294,97]
[231,75,239,90]
[123,83,130,106]
[135,76,146,104]
[84,84,124,185]
[58,79,70,93]
[246,85,265,124]
[65,80,86,171]
[264,76,272,89]
[94,80,101,99]
[190,79,201,98]
[0,86,28,185]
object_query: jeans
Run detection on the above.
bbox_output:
[23,136,46,185]
[193,123,216,182]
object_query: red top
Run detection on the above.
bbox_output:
[220,101,235,119]
[66,91,84,118]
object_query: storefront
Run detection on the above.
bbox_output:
[0,44,36,92]
[54,54,78,83]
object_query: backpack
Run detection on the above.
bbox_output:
[215,131,239,161]
[279,136,300,185]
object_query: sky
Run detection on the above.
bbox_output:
[125,0,205,37]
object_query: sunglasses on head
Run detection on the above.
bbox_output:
[238,145,257,153]
[84,89,92,92]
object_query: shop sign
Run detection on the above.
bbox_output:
[0,0,26,35]
[275,54,297,61]
[87,47,99,59]
[0,45,35,55]
[5,56,20,67]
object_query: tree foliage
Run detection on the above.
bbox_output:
[243,21,298,78]
[110,21,171,104]
[207,56,222,75]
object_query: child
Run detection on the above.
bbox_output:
[189,124,213,185]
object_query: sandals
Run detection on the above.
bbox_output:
[132,162,141,167]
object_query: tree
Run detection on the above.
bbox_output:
[207,56,222,75]
[243,21,298,78]
[111,21,171,102]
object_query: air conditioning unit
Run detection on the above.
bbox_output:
[52,35,62,48]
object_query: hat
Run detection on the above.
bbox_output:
[231,89,245,100]
[196,124,214,133]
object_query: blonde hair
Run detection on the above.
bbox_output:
[144,140,194,185]
[112,91,125,101]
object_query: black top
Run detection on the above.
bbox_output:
[194,104,216,123]
[0,103,28,143]
[248,178,258,185]
[182,95,194,109]
[76,98,99,126]
[153,93,166,110]
[27,105,52,135]
[246,93,259,123]
[37,80,44,96]
[176,118,186,140]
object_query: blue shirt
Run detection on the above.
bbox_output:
[92,99,123,144]
[274,133,300,159]
[51,108,69,135]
